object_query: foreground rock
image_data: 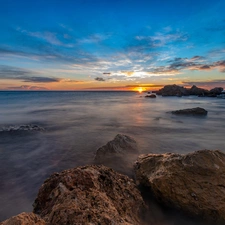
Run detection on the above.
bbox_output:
[95,134,139,175]
[134,150,225,223]
[33,165,146,225]
[171,107,207,115]
[0,212,46,225]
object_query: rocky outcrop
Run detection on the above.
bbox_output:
[134,150,225,223]
[33,165,146,225]
[156,84,189,96]
[0,212,46,225]
[188,85,209,96]
[95,134,139,175]
[209,87,224,97]
[171,107,207,115]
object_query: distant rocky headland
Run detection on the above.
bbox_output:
[1,134,225,225]
[155,84,223,97]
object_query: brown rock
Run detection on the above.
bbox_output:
[0,212,46,225]
[171,107,207,115]
[33,165,146,225]
[134,150,225,223]
[94,134,139,175]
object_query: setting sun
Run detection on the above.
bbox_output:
[138,87,143,93]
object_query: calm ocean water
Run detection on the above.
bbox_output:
[0,91,224,223]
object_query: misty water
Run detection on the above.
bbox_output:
[0,91,224,224]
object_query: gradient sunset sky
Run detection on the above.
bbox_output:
[1,0,225,91]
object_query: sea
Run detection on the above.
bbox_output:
[0,91,224,224]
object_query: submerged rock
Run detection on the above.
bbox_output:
[134,150,225,223]
[0,212,46,225]
[171,107,207,115]
[94,134,139,175]
[0,124,44,132]
[33,165,146,225]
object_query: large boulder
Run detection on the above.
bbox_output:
[33,165,147,225]
[156,84,189,96]
[171,107,207,115]
[95,134,139,175]
[0,212,46,225]
[134,150,225,223]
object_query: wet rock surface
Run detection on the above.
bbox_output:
[95,134,139,175]
[171,107,207,115]
[0,212,46,225]
[33,165,146,225]
[134,150,225,223]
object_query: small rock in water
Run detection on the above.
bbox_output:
[0,124,45,132]
[171,107,207,116]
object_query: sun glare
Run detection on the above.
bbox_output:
[138,87,143,93]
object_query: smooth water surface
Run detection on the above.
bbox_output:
[0,91,224,223]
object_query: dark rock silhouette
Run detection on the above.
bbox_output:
[156,84,189,96]
[171,107,208,115]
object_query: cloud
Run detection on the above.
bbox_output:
[182,80,225,88]
[0,65,61,83]
[154,57,225,74]
[95,77,105,81]
[7,85,48,90]
[16,28,74,47]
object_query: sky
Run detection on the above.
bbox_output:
[0,0,225,91]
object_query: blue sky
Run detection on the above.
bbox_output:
[0,0,225,90]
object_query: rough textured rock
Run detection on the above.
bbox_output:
[134,150,225,223]
[156,84,189,96]
[33,165,146,225]
[188,85,209,96]
[171,107,207,115]
[0,212,46,225]
[95,134,139,175]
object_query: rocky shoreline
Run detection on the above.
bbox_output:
[155,84,224,97]
[1,134,225,225]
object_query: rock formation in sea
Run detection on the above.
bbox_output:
[171,107,208,115]
[209,87,224,97]
[156,84,189,96]
[156,84,224,97]
[188,85,209,96]
[94,134,139,175]
[33,165,147,225]
[134,150,225,223]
